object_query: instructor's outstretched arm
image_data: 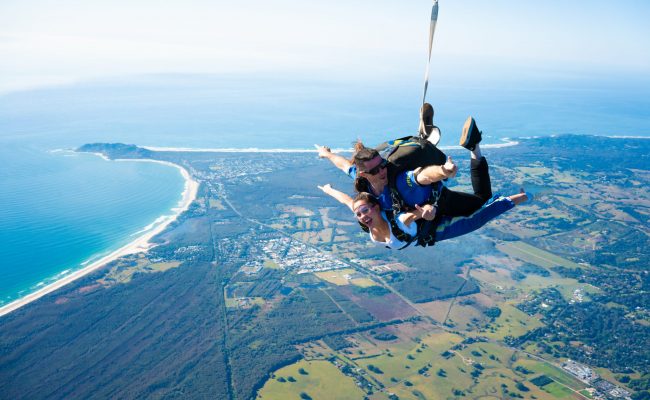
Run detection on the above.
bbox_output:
[415,156,457,185]
[315,145,353,174]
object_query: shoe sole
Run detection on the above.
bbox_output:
[419,103,434,139]
[460,117,476,147]
[427,126,441,146]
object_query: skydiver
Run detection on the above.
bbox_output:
[317,186,528,249]
[317,112,495,219]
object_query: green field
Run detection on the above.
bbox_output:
[542,382,582,398]
[225,296,264,309]
[514,358,587,392]
[482,302,545,340]
[257,360,365,400]
[434,301,486,330]
[314,268,378,287]
[497,241,586,270]
[473,266,585,303]
[100,258,181,284]
[376,339,584,400]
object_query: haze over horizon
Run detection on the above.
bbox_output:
[1,0,649,94]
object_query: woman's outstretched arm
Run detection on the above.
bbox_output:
[318,184,354,211]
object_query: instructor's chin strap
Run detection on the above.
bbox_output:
[422,0,439,105]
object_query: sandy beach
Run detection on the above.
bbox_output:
[0,157,199,318]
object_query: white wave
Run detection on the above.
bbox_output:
[143,146,345,153]
[604,135,650,139]
[48,148,72,154]
[130,215,171,236]
[143,140,520,153]
[438,138,519,150]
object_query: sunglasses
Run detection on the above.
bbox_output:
[363,159,388,176]
[354,205,372,218]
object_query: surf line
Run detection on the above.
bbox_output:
[0,156,199,318]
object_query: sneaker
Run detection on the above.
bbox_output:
[427,126,441,146]
[419,103,441,145]
[460,116,482,151]
[520,187,535,203]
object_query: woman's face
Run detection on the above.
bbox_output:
[353,200,380,228]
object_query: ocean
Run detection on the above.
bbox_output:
[1,73,649,306]
[0,141,186,306]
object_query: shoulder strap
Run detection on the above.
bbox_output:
[384,209,439,250]
[390,186,408,215]
[384,210,417,250]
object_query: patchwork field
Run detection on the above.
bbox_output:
[262,320,591,400]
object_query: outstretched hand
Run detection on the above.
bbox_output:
[415,204,436,221]
[314,144,332,159]
[442,156,457,178]
[317,183,332,193]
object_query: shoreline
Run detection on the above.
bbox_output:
[142,138,520,153]
[0,155,199,318]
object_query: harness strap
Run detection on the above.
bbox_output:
[385,210,418,250]
[415,215,438,247]
[422,0,439,104]
[385,208,439,250]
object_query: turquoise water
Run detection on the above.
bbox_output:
[0,73,648,306]
[0,141,185,306]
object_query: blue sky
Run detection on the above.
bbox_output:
[0,0,648,93]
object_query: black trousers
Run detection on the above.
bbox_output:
[436,157,492,217]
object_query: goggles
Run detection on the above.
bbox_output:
[354,205,372,218]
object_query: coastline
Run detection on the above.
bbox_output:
[0,156,199,318]
[142,138,520,153]
[9,132,617,318]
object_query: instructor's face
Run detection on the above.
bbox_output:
[361,156,388,186]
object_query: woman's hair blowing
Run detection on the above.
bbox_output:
[353,192,380,208]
